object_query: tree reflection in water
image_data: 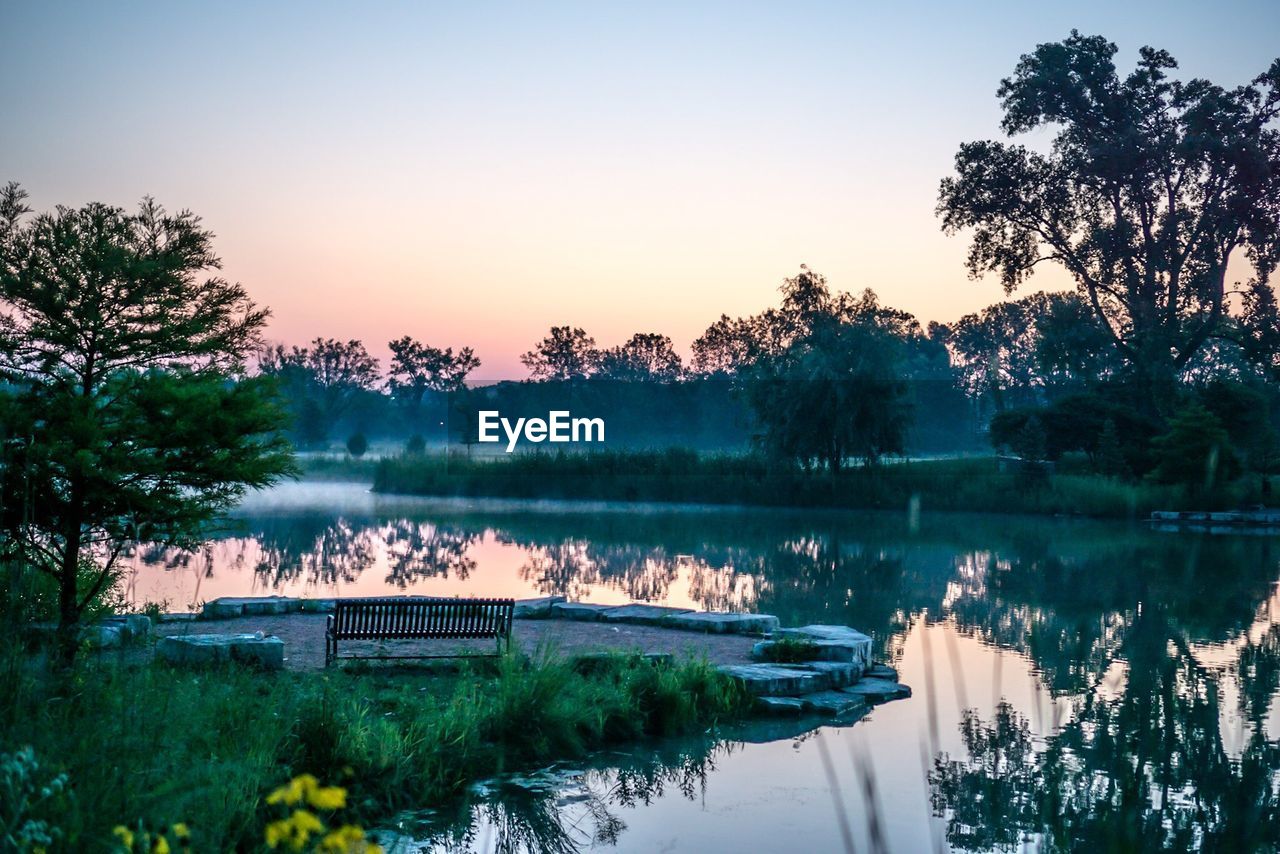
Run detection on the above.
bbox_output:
[403,736,730,853]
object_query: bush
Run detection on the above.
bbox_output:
[346,433,369,458]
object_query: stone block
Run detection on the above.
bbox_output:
[772,625,873,669]
[299,599,336,613]
[755,696,807,716]
[717,664,826,696]
[599,604,694,626]
[664,611,780,635]
[841,677,912,703]
[158,633,285,670]
[81,624,123,650]
[550,602,616,622]
[513,596,567,618]
[802,690,868,717]
[798,661,862,687]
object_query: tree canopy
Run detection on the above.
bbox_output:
[938,32,1280,412]
[0,183,294,656]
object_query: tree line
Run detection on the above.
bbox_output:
[1,30,1277,657]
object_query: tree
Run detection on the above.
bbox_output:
[386,336,480,414]
[0,183,295,660]
[520,326,599,380]
[1150,402,1239,489]
[597,333,682,382]
[259,338,380,444]
[938,32,1280,413]
[345,432,368,458]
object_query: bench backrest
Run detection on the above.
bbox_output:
[330,597,514,641]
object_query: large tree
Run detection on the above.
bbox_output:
[597,333,682,382]
[0,184,294,659]
[258,337,380,444]
[938,32,1280,413]
[520,326,599,381]
[386,336,480,415]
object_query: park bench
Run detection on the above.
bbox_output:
[325,596,514,666]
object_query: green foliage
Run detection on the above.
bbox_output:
[373,450,1245,518]
[346,432,369,458]
[0,184,296,655]
[938,33,1280,411]
[0,648,746,850]
[756,636,819,663]
[258,338,381,447]
[405,434,427,456]
[1151,403,1240,489]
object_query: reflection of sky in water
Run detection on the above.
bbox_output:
[123,482,1280,851]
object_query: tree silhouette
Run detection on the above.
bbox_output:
[0,183,294,658]
[938,32,1280,413]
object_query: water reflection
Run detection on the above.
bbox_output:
[120,483,1280,850]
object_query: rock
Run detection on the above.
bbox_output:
[755,696,807,716]
[599,604,694,626]
[513,596,567,618]
[664,611,780,635]
[157,633,285,670]
[550,602,616,622]
[771,625,873,669]
[865,663,898,680]
[803,690,868,717]
[798,661,862,687]
[841,678,911,703]
[160,613,199,623]
[99,614,152,642]
[200,599,245,619]
[201,597,301,619]
[80,624,123,649]
[718,664,827,696]
[299,599,336,613]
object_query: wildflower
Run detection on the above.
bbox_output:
[267,773,320,807]
[113,825,135,851]
[152,836,171,854]
[306,785,347,810]
[318,825,365,852]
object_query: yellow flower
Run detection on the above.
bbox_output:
[113,826,135,851]
[306,785,348,811]
[318,825,365,852]
[152,837,171,854]
[171,823,190,840]
[267,773,320,807]
[264,819,291,850]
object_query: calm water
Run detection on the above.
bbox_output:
[126,482,1280,852]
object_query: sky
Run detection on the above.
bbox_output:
[2,1,1278,378]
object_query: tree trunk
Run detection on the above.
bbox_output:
[55,528,83,667]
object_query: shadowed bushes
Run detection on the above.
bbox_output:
[0,644,747,851]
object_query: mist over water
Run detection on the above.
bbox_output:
[125,481,1280,851]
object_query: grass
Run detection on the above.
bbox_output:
[0,644,748,852]
[372,449,1266,520]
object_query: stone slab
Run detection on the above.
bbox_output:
[798,661,863,688]
[157,633,285,670]
[513,596,567,618]
[717,664,827,696]
[600,604,694,626]
[550,602,616,622]
[160,613,199,623]
[755,696,807,716]
[751,638,868,664]
[200,596,301,619]
[299,599,336,613]
[664,611,780,635]
[771,625,873,669]
[841,677,912,703]
[865,663,898,681]
[802,690,869,717]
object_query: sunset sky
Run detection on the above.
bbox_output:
[3,1,1277,377]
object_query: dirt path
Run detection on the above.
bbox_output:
[156,614,759,671]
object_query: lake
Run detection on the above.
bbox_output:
[124,481,1280,852]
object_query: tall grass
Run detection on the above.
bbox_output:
[0,645,747,851]
[373,450,1261,519]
